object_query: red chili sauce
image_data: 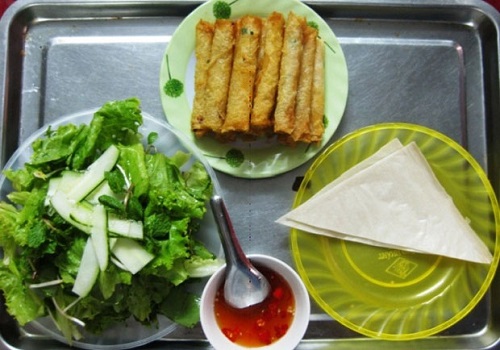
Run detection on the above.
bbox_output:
[214,263,295,347]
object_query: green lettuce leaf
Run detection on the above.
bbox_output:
[71,97,142,169]
[184,161,213,202]
[54,237,86,284]
[0,202,24,251]
[69,114,102,170]
[117,143,149,198]
[159,287,200,328]
[98,264,132,300]
[3,164,41,192]
[30,123,88,166]
[0,262,45,325]
[94,97,143,149]
[146,153,207,219]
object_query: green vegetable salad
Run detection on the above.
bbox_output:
[0,98,220,342]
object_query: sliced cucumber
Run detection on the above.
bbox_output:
[90,204,108,271]
[110,256,128,271]
[45,178,61,206]
[85,181,118,205]
[69,203,93,227]
[50,191,91,233]
[72,238,100,297]
[58,171,84,190]
[45,171,83,206]
[53,193,144,240]
[108,214,143,239]
[111,238,154,274]
[67,145,120,203]
[109,238,117,250]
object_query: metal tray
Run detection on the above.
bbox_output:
[1,0,500,348]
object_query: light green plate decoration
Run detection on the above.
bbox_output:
[159,0,348,178]
[291,123,500,340]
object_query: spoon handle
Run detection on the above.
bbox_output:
[210,195,250,267]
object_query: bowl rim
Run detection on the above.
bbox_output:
[200,254,310,350]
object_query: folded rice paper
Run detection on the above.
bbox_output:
[277,139,493,264]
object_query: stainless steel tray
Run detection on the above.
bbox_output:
[1,0,500,348]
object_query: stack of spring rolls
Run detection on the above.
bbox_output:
[191,11,325,145]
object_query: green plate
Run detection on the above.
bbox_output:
[291,123,500,340]
[159,0,348,178]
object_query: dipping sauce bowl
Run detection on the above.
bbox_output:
[200,254,310,350]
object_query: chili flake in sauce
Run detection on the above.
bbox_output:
[214,263,295,347]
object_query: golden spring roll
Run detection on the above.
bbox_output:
[291,25,318,143]
[310,37,325,142]
[222,15,262,135]
[202,19,235,133]
[191,20,215,137]
[250,12,285,134]
[274,12,305,135]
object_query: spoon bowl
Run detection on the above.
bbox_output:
[210,195,271,309]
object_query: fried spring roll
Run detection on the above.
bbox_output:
[291,25,318,143]
[202,19,235,133]
[274,12,305,135]
[191,20,215,137]
[250,12,285,134]
[310,37,325,142]
[222,16,262,135]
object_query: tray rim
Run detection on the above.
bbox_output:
[1,0,500,349]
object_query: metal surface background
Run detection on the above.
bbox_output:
[0,0,500,348]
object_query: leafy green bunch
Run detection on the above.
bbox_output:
[0,98,219,342]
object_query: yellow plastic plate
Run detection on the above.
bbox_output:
[291,123,500,340]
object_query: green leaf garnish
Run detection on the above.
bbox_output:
[98,194,126,214]
[147,132,159,145]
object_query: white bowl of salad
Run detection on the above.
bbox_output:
[0,98,224,349]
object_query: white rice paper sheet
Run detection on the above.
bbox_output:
[277,139,493,264]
